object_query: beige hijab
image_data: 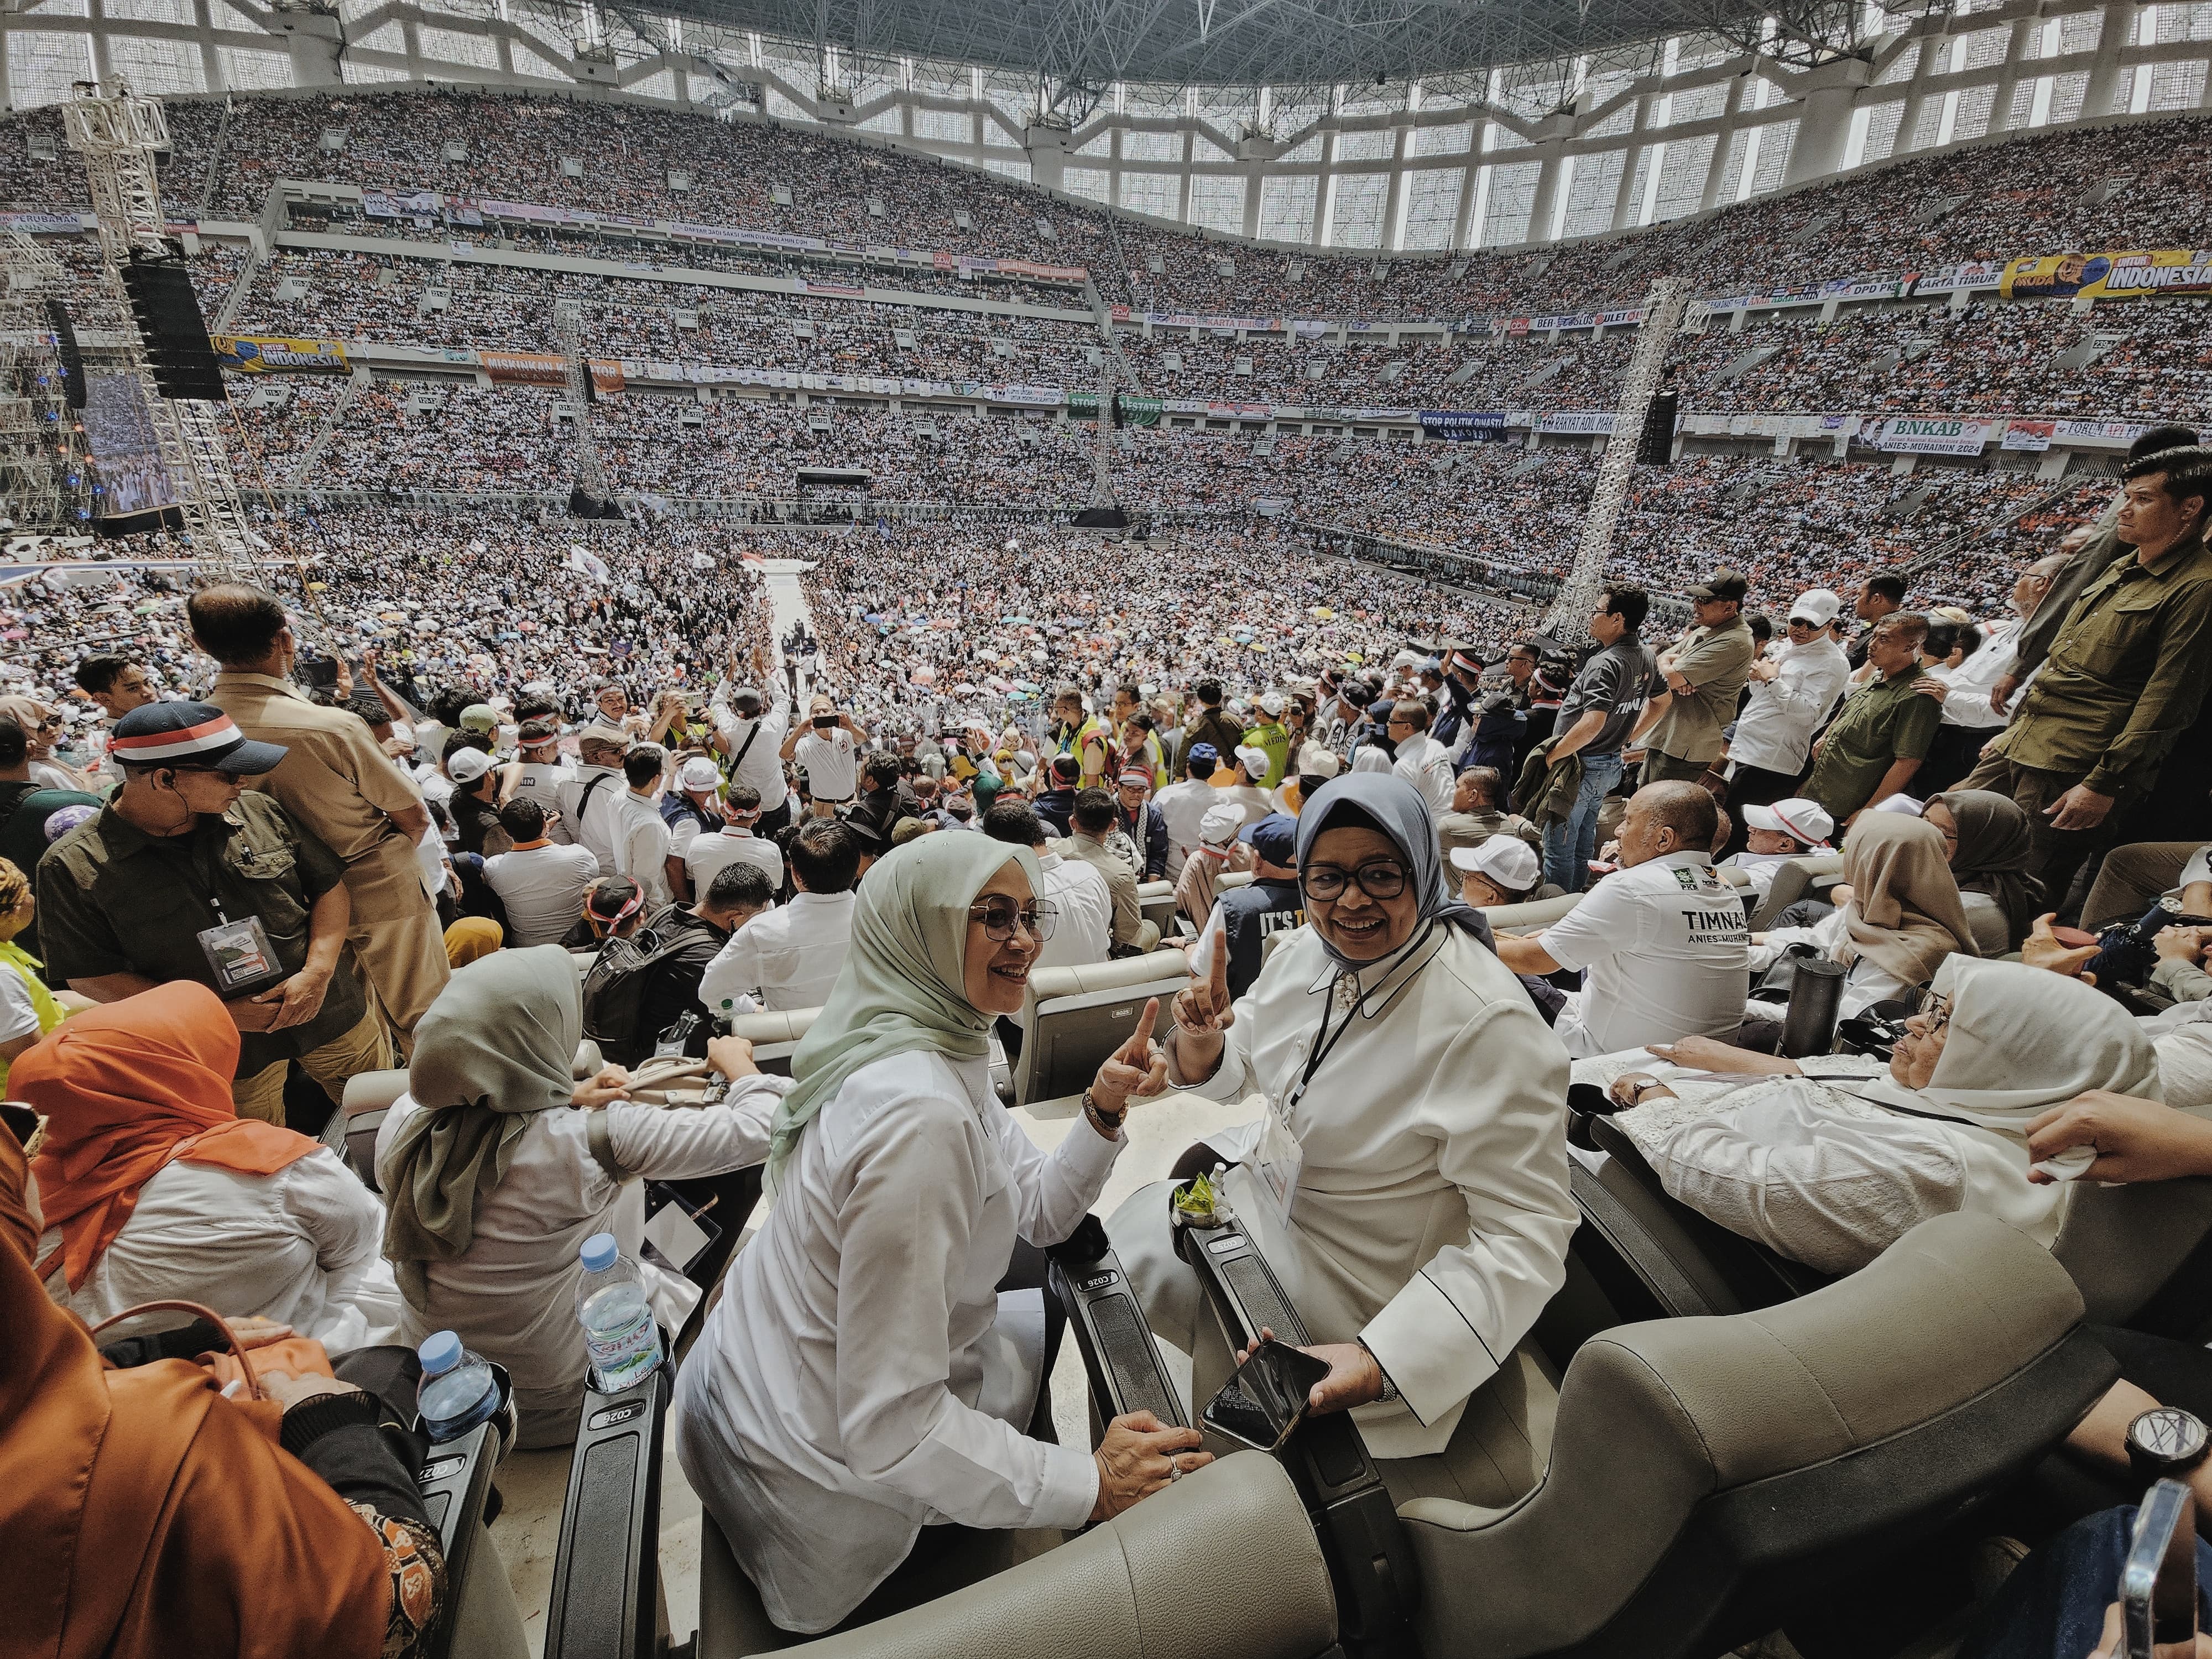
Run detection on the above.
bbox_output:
[1838,814,1978,989]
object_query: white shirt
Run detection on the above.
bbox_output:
[1153,778,1221,879]
[686,826,784,896]
[1113,924,1573,1460]
[614,791,674,906]
[1729,636,1850,775]
[1938,618,2023,729]
[1035,851,1112,973]
[0,958,40,1044]
[484,842,602,947]
[1391,735,1456,813]
[1540,852,1751,1058]
[795,729,859,803]
[699,889,857,1013]
[712,693,791,804]
[503,757,575,816]
[674,1053,1117,1632]
[375,1090,771,1442]
[555,763,628,873]
[39,1149,403,1354]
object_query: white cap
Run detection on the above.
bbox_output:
[1258,691,1286,717]
[1449,836,1540,893]
[680,757,722,791]
[1295,743,1340,779]
[1873,793,1925,817]
[445,747,493,784]
[1199,802,1245,846]
[1788,588,1841,627]
[1742,796,1835,848]
[1233,744,1270,777]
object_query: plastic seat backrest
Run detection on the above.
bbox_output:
[1487,891,1582,933]
[1014,948,1193,1107]
[1957,889,2013,956]
[1397,1212,2110,1659]
[1747,854,1844,931]
[2054,1173,2212,1340]
[724,1008,823,1077]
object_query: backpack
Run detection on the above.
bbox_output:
[580,922,702,1066]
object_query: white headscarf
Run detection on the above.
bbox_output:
[1859,956,2162,1131]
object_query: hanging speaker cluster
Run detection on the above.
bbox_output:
[1636,389,1679,467]
[43,299,85,409]
[119,255,227,403]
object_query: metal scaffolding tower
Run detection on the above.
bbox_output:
[552,299,612,512]
[0,232,93,534]
[1543,277,1691,641]
[62,80,258,577]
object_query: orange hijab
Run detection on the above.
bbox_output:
[0,1130,387,1659]
[23,982,322,1291]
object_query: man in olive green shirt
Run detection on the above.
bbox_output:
[1629,570,1756,785]
[38,701,389,1124]
[1965,448,2212,910]
[1805,613,1941,826]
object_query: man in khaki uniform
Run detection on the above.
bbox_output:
[1628,570,1756,787]
[190,585,449,1039]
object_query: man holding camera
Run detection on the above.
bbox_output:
[782,695,869,819]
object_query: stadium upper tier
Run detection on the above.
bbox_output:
[4,86,2212,324]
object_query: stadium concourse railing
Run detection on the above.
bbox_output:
[269,487,1253,530]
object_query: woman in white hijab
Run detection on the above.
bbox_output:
[1608,956,2164,1274]
[673,832,1195,1637]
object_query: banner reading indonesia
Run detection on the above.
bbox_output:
[213,336,351,376]
[2000,250,2212,301]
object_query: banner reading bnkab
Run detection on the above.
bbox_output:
[213,335,351,375]
[2000,249,2212,301]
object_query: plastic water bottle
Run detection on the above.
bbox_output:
[576,1232,664,1392]
[415,1331,500,1443]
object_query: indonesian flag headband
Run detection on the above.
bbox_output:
[107,702,290,776]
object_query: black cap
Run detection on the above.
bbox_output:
[1689,571,1749,604]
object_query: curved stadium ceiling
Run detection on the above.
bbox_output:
[647,0,1780,92]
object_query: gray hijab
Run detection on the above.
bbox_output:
[1293,773,1560,1020]
[378,946,581,1301]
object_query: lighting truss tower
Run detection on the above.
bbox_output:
[0,233,93,534]
[1088,356,1117,510]
[552,299,612,512]
[1543,278,1690,640]
[63,82,257,576]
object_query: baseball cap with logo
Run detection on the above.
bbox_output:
[1186,742,1219,769]
[1688,570,1750,604]
[1743,797,1835,849]
[109,702,289,775]
[1788,589,1842,627]
[1450,836,1542,893]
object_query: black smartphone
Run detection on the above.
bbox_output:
[1,1102,35,1147]
[812,713,837,729]
[1199,1339,1332,1454]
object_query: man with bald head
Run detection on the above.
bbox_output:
[1493,781,1750,1058]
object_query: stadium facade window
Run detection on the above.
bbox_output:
[1950,85,1996,144]
[1481,159,1540,247]
[1074,131,1112,157]
[858,109,901,134]
[1334,129,1393,163]
[2151,59,2210,105]
[1189,174,1247,234]
[1063,166,1110,203]
[1278,133,1324,164]
[1874,40,1921,84]
[1123,129,1181,162]
[980,156,1030,184]
[421,25,499,70]
[1400,169,1463,249]
[1563,148,1625,238]
[218,48,292,92]
[1414,122,1472,156]
[1120,170,1178,219]
[1326,170,1388,247]
[1651,132,1714,220]
[1258,173,1318,241]
[914,106,972,143]
[107,33,206,93]
[1749,118,1796,195]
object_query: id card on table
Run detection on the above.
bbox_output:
[1252,1095,1305,1225]
[197,915,281,997]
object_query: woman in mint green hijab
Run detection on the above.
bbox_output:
[675,830,1202,1636]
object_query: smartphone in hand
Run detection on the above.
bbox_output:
[1199,1339,1331,1454]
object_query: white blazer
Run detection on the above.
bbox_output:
[1112,921,1573,1459]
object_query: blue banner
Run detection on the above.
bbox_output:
[1418,410,1508,440]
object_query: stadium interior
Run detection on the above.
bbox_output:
[6,0,2212,1653]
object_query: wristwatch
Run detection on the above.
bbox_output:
[1357,1338,1400,1403]
[1081,1088,1127,1135]
[2128,1407,2210,1485]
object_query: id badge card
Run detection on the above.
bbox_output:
[1253,1094,1305,1225]
[198,915,281,998]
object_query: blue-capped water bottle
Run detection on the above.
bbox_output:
[576,1231,664,1391]
[415,1331,501,1442]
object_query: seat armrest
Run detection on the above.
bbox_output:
[546,1353,674,1659]
[754,1455,1335,1659]
[414,1405,509,1659]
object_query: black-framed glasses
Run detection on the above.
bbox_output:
[1302,861,1407,902]
[969,898,1056,942]
[1915,989,1952,1037]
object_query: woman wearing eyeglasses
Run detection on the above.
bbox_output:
[1606,956,2161,1274]
[675,831,1195,1637]
[1108,772,1574,1482]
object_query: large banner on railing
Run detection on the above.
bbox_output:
[2001,250,2212,301]
[1418,410,1509,440]
[213,335,351,375]
[1872,416,1994,456]
[482,351,568,387]
[362,190,441,220]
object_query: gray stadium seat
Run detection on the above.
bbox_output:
[1135,878,1177,938]
[1747,853,1844,930]
[1012,948,1192,1107]
[1486,891,1582,933]
[724,1008,823,1077]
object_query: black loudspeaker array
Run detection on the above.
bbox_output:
[119,255,227,402]
[43,299,85,409]
[1636,389,1679,467]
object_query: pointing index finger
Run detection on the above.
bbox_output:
[1208,922,1230,999]
[1125,995,1159,1056]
